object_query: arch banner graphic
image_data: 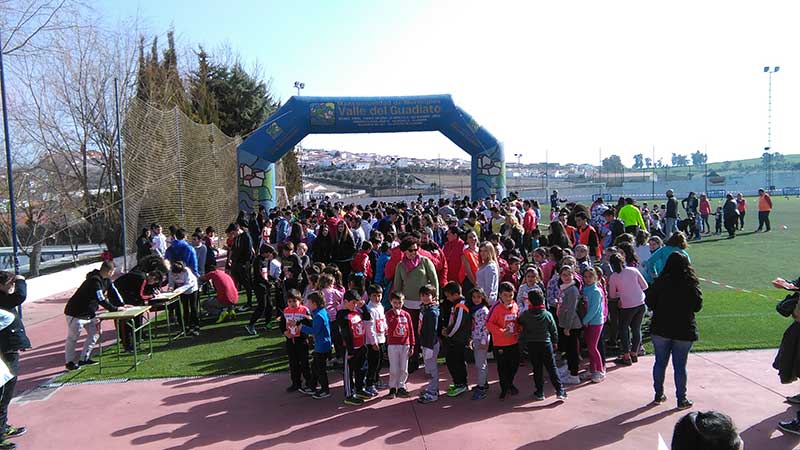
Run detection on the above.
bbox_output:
[238,95,505,211]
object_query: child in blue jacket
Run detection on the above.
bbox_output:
[300,292,332,399]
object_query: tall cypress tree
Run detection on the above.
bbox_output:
[188,46,219,125]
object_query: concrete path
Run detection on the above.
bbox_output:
[7,259,800,449]
[7,347,800,450]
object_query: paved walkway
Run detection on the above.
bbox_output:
[7,262,800,449]
[8,344,800,449]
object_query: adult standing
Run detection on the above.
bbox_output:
[442,227,464,285]
[331,220,356,282]
[645,252,702,410]
[393,238,438,371]
[735,193,747,230]
[665,190,679,236]
[226,223,254,311]
[643,232,690,283]
[475,242,500,306]
[64,261,126,370]
[698,194,711,234]
[522,200,539,258]
[136,228,152,262]
[722,194,739,239]
[0,272,29,444]
[756,188,773,232]
[164,228,198,276]
[150,223,167,258]
[618,198,646,235]
[459,231,480,293]
[310,223,332,264]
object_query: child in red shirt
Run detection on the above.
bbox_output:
[385,292,414,399]
[486,281,521,399]
[280,289,312,393]
[351,241,374,280]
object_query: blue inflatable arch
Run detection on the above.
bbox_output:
[237,95,506,211]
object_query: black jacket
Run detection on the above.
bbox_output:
[64,270,124,319]
[666,197,678,219]
[443,300,471,345]
[229,232,254,266]
[0,279,31,352]
[645,276,703,341]
[774,321,800,384]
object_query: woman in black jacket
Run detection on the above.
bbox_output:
[645,252,703,410]
[330,220,356,281]
[310,223,332,264]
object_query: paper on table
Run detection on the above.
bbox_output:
[657,433,669,450]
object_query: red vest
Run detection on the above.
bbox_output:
[577,225,601,259]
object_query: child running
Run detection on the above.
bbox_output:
[442,281,471,398]
[364,284,388,396]
[300,291,332,399]
[385,292,414,399]
[417,284,441,404]
[336,289,370,405]
[518,289,566,401]
[468,287,490,400]
[486,281,521,399]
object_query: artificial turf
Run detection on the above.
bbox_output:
[57,196,800,382]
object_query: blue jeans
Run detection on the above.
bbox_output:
[652,334,693,401]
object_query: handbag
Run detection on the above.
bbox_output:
[776,292,800,317]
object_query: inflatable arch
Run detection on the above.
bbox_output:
[237,95,506,211]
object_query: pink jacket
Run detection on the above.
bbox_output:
[608,267,648,309]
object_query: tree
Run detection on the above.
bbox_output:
[691,150,707,167]
[632,153,644,169]
[279,148,303,199]
[671,153,689,167]
[10,9,140,260]
[0,0,72,57]
[206,62,278,136]
[644,157,652,168]
[188,46,219,125]
[601,155,624,173]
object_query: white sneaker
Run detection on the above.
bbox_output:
[591,372,606,383]
[579,371,593,381]
[562,374,581,385]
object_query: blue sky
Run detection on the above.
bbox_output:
[100,0,800,166]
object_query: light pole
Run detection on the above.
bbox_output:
[294,81,305,96]
[0,29,20,277]
[513,153,522,192]
[764,66,779,189]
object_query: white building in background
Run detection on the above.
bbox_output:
[396,158,411,168]
[353,162,371,170]
[316,159,333,168]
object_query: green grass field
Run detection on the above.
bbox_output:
[57,196,800,382]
